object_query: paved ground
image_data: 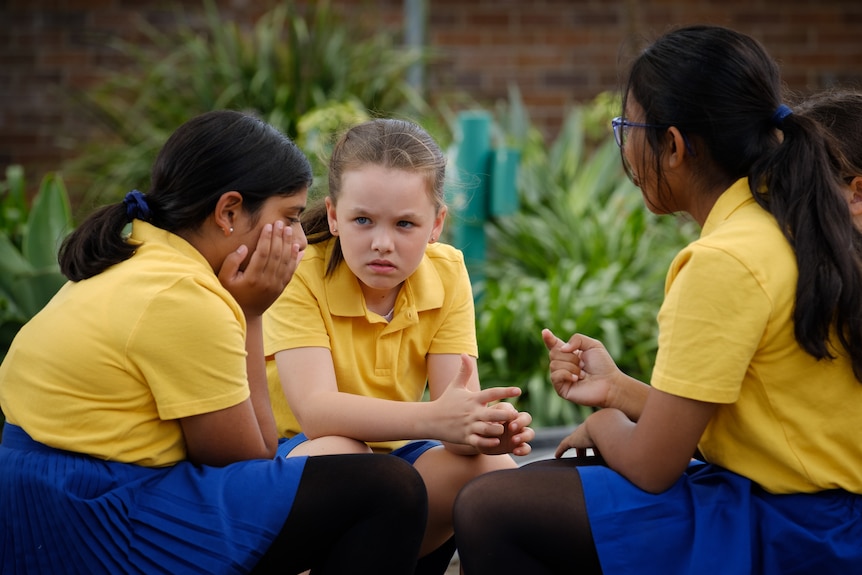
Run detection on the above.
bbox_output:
[444,426,575,574]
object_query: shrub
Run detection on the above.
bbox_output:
[67,0,432,208]
[475,97,698,427]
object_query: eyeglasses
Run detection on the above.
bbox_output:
[611,116,696,156]
[611,116,667,148]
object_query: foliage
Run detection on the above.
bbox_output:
[67,0,432,208]
[0,166,75,430]
[474,95,699,427]
[0,166,73,364]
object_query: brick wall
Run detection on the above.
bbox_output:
[2,0,861,196]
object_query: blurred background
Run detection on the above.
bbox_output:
[1,0,860,429]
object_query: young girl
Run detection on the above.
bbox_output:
[797,89,862,230]
[453,25,862,574]
[263,118,534,574]
[0,110,428,574]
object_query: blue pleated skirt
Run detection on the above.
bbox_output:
[579,460,862,574]
[0,424,308,574]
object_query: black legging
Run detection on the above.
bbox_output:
[453,458,603,575]
[252,454,428,574]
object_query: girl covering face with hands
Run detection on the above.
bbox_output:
[0,110,429,575]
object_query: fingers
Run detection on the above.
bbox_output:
[218,244,248,285]
[554,439,572,459]
[475,385,522,407]
[541,328,563,351]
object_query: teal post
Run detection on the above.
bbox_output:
[446,111,492,285]
[445,111,521,293]
[489,147,520,217]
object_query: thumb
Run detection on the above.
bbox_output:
[541,328,563,351]
[218,244,248,284]
[451,353,474,390]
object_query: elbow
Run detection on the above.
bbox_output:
[634,474,679,494]
[624,460,688,494]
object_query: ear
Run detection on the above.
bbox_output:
[664,126,689,170]
[848,176,862,218]
[324,196,338,235]
[214,191,243,236]
[430,205,448,243]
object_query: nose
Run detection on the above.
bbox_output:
[293,221,308,252]
[371,228,393,253]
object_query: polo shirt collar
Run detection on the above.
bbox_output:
[130,219,213,271]
[701,178,755,237]
[325,241,446,319]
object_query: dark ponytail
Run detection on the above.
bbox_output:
[58,110,312,281]
[59,202,136,281]
[750,111,862,380]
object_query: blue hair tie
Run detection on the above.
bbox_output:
[771,104,793,128]
[123,189,151,220]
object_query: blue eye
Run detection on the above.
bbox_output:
[355,217,370,225]
[397,221,414,228]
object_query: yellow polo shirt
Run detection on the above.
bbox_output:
[652,178,862,493]
[263,238,478,450]
[0,221,250,467]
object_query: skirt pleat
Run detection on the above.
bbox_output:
[1,424,307,575]
[580,460,862,575]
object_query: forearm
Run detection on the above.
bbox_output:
[607,372,651,422]
[580,409,676,493]
[245,316,279,454]
[298,392,438,443]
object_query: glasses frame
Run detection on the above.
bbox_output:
[611,116,667,148]
[611,116,697,157]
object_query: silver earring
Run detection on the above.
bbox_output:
[229,227,234,234]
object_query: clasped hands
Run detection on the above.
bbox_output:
[435,354,535,457]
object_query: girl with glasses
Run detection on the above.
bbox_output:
[454,25,862,575]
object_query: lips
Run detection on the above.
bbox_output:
[368,259,396,273]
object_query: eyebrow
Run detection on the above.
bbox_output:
[346,205,422,220]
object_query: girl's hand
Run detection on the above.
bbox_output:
[475,402,535,456]
[542,328,621,409]
[433,354,524,450]
[219,221,301,317]
[554,416,596,459]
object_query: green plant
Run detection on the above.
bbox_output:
[0,166,74,364]
[0,166,74,430]
[475,98,698,427]
[67,0,433,207]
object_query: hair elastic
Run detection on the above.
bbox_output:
[123,189,151,221]
[771,104,793,128]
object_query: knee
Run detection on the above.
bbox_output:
[292,435,372,456]
[453,474,497,527]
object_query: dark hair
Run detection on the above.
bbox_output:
[302,118,447,276]
[623,25,862,380]
[59,110,312,281]
[797,89,862,183]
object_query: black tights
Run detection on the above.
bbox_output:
[252,454,427,575]
[453,458,603,575]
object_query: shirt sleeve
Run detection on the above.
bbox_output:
[427,256,479,356]
[127,276,250,420]
[263,267,331,357]
[651,243,771,403]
